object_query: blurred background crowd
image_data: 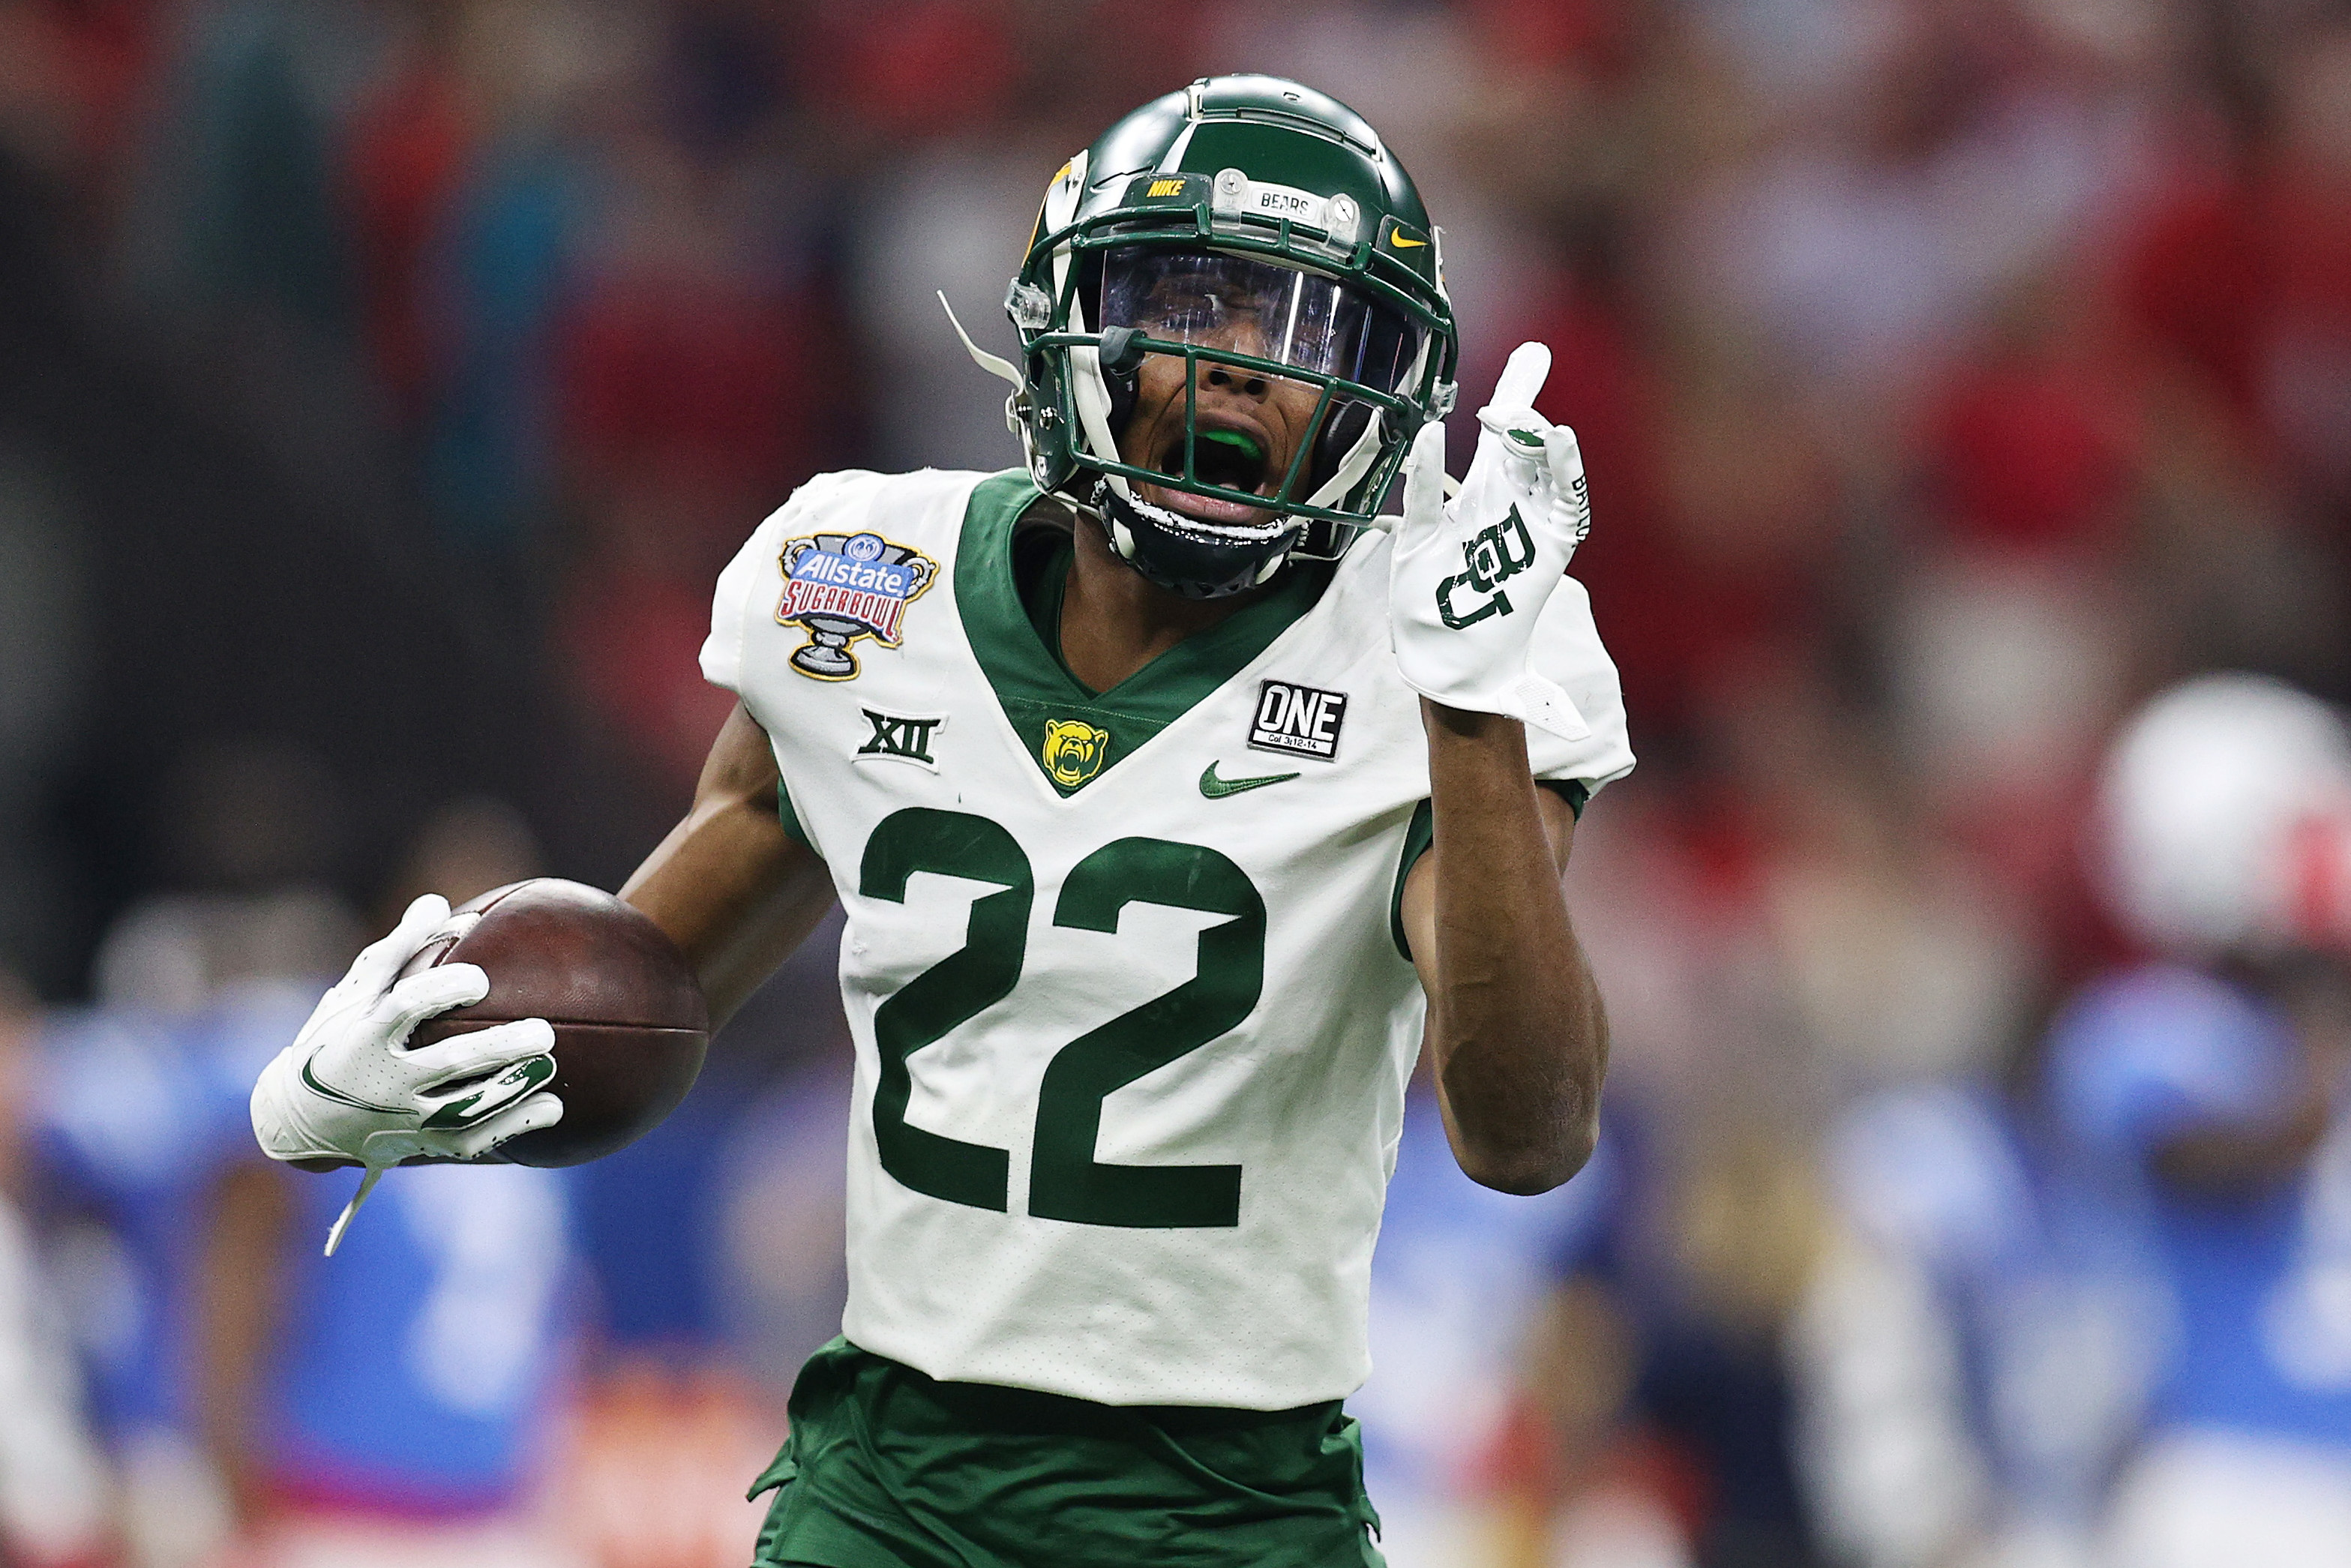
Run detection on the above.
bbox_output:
[0,0,2348,1565]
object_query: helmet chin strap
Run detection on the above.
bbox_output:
[939,292,1024,389]
[1094,480,1300,598]
[940,292,1030,443]
[1068,339,1154,522]
[1351,463,1461,533]
[1301,336,1432,520]
[937,288,1255,594]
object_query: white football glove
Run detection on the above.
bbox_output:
[1387,341,1594,740]
[250,893,562,1253]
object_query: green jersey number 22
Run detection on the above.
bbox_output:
[858,807,1266,1228]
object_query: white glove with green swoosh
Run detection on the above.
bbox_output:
[250,893,562,1253]
[1387,342,1593,740]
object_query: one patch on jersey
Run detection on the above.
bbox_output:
[1041,718,1111,790]
[1248,680,1348,762]
[855,708,946,770]
[775,532,939,681]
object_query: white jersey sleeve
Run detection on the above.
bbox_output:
[700,469,887,697]
[1523,575,1636,797]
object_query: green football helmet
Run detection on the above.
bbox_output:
[992,75,1459,599]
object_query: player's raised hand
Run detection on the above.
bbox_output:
[1387,343,1593,739]
[250,893,563,1253]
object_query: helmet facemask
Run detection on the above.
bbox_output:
[997,106,1458,599]
[1050,245,1429,596]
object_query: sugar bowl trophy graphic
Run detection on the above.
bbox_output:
[775,531,938,680]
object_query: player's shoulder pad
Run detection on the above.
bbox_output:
[748,468,895,545]
[702,469,984,694]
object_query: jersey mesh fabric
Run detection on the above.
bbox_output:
[702,467,1633,1408]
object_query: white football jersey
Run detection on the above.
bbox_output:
[702,467,1633,1409]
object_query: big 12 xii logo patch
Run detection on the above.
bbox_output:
[776,532,938,679]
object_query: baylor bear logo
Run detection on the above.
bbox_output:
[1041,719,1111,790]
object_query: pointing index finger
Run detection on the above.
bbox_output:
[1489,342,1552,413]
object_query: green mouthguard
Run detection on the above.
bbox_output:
[1201,430,1265,464]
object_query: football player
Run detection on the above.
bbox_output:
[2054,675,2351,1568]
[1800,676,2351,1568]
[253,76,1634,1566]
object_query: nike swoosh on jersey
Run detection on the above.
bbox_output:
[1199,761,1300,798]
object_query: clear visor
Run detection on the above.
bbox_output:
[1098,247,1422,395]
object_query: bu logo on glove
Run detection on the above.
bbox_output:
[1435,505,1539,629]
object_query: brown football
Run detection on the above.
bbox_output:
[397,879,709,1167]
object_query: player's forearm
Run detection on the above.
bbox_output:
[623,801,832,1027]
[1420,702,1606,1194]
[622,703,837,1029]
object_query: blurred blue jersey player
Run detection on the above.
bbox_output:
[34,986,311,1563]
[1355,1072,1623,1566]
[1798,674,2351,1568]
[208,1051,578,1568]
[262,1161,571,1513]
[1797,1074,2158,1568]
[2052,676,2351,1568]
[39,981,580,1567]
